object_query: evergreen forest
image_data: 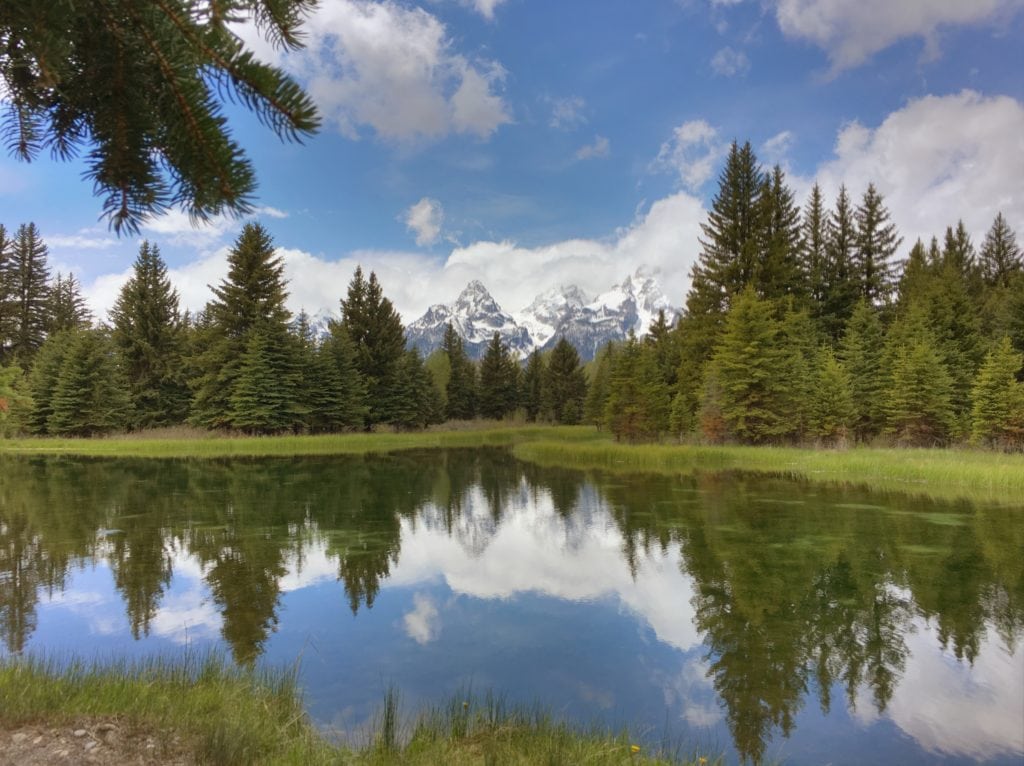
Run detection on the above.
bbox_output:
[1,142,1022,449]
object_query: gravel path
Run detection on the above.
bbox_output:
[0,718,195,765]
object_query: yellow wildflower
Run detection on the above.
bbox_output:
[630,744,641,754]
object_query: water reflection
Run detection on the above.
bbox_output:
[0,451,1022,764]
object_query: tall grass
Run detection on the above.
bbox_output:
[513,439,1024,505]
[0,425,601,459]
[0,655,715,765]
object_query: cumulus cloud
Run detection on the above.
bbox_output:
[270,0,511,142]
[772,0,1024,72]
[574,135,610,161]
[651,120,727,190]
[808,90,1024,250]
[46,230,118,251]
[548,96,588,130]
[710,46,750,76]
[760,130,794,163]
[460,0,508,20]
[403,593,441,644]
[403,197,445,246]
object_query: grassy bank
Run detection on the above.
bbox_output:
[513,439,1024,505]
[0,425,600,459]
[0,655,711,765]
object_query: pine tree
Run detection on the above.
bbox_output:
[585,342,615,427]
[802,184,829,328]
[227,325,299,434]
[5,223,50,363]
[755,165,805,303]
[979,212,1022,288]
[477,332,518,420]
[884,319,956,447]
[708,287,791,444]
[321,325,368,431]
[388,349,443,430]
[941,221,981,295]
[190,222,298,430]
[522,349,545,422]
[838,301,887,442]
[22,331,73,434]
[542,338,587,424]
[970,337,1024,450]
[853,184,901,306]
[442,322,476,420]
[110,241,189,427]
[0,362,31,435]
[897,239,931,308]
[777,304,820,441]
[0,224,12,355]
[338,268,407,426]
[820,185,859,339]
[646,309,680,386]
[604,335,669,442]
[47,328,132,436]
[46,272,91,333]
[1,1,319,232]
[810,349,854,446]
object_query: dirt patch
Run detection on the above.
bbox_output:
[0,717,195,765]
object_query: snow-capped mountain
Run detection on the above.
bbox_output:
[404,268,679,361]
[406,280,533,359]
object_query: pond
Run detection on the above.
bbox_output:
[1,449,1022,765]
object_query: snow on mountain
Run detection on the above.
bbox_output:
[405,269,679,362]
[406,280,533,359]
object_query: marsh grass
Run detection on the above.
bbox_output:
[0,656,714,765]
[0,425,600,459]
[0,653,335,765]
[513,439,1024,505]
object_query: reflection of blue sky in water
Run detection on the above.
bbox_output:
[16,477,1024,766]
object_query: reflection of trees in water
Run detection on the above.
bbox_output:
[0,453,1022,762]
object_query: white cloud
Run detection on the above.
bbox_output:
[460,0,508,20]
[761,130,794,163]
[141,209,239,247]
[773,0,1024,72]
[710,46,750,76]
[651,120,727,190]
[276,0,511,142]
[548,96,588,130]
[574,135,610,161]
[403,593,441,644]
[807,90,1024,251]
[403,197,445,246]
[44,230,118,251]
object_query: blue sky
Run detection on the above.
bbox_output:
[2,0,1023,322]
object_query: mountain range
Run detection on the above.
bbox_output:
[406,268,679,361]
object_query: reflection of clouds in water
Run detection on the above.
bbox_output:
[388,489,701,654]
[659,656,723,728]
[854,618,1024,759]
[43,567,124,636]
[148,548,220,644]
[279,538,338,593]
[403,593,441,645]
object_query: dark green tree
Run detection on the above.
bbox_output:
[941,221,982,299]
[755,164,805,303]
[46,272,91,333]
[0,224,12,354]
[978,212,1021,288]
[645,309,679,386]
[970,337,1024,450]
[0,1,319,232]
[388,349,443,430]
[22,331,73,434]
[585,342,615,428]
[839,301,887,442]
[802,184,829,327]
[47,328,132,436]
[110,241,189,427]
[189,222,298,430]
[884,311,956,446]
[5,223,50,363]
[542,338,587,425]
[605,335,669,442]
[321,325,368,431]
[442,322,476,420]
[227,323,302,434]
[521,349,545,422]
[338,268,407,427]
[819,185,860,339]
[853,184,901,306]
[477,332,518,420]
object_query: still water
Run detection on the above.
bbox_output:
[1,449,1022,765]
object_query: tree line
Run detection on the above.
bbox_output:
[585,142,1024,449]
[2,139,1022,447]
[0,222,588,436]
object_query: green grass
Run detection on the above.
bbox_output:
[0,655,714,766]
[512,439,1024,505]
[0,425,600,459]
